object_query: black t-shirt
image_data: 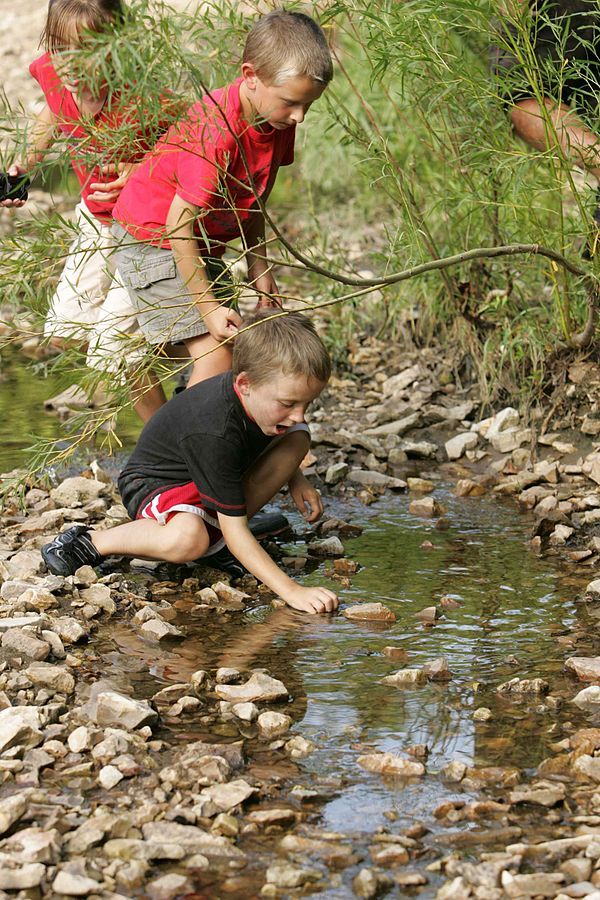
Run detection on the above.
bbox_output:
[118,371,272,518]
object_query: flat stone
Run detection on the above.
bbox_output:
[308,536,345,558]
[382,364,423,395]
[0,825,60,864]
[348,469,407,490]
[501,871,564,897]
[93,690,158,730]
[25,663,75,694]
[0,615,45,631]
[357,752,425,777]
[214,673,288,703]
[247,808,297,828]
[496,677,549,695]
[0,550,44,580]
[2,628,50,660]
[510,781,566,806]
[445,432,478,460]
[196,778,256,812]
[231,702,258,722]
[344,603,396,623]
[50,477,106,507]
[142,822,245,859]
[566,657,600,682]
[52,867,101,895]
[147,873,191,900]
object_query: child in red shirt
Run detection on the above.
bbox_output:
[112,8,333,389]
[3,0,172,422]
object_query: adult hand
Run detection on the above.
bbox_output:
[87,162,137,203]
[0,164,28,208]
[204,305,242,343]
[289,471,323,522]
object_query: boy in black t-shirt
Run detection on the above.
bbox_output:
[42,312,338,615]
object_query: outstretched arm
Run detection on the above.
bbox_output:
[244,211,282,308]
[1,103,57,208]
[218,512,338,614]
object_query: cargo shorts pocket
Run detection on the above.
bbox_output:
[121,256,177,291]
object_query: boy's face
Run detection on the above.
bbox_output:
[241,66,326,129]
[235,370,326,436]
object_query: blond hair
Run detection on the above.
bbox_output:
[243,8,333,86]
[233,311,331,385]
[41,0,123,53]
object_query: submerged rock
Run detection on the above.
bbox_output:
[509,781,566,806]
[265,862,321,889]
[496,677,549,695]
[381,668,426,686]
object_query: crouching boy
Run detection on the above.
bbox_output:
[42,312,338,615]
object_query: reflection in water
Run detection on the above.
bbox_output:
[94,486,593,844]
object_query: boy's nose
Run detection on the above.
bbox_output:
[289,407,305,423]
[289,107,305,125]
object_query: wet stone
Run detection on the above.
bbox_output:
[352,867,394,898]
[308,536,345,558]
[572,686,600,711]
[344,603,396,623]
[408,497,445,518]
[140,618,184,641]
[247,808,297,828]
[357,752,425,777]
[232,702,258,721]
[381,668,426,686]
[147,873,192,900]
[509,781,566,806]
[257,711,292,739]
[496,677,549,695]
[265,862,321,889]
[215,672,289,703]
[566,657,600,682]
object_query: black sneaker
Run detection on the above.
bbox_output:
[203,545,248,578]
[248,509,289,540]
[41,525,104,576]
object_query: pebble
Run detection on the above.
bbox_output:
[344,603,396,623]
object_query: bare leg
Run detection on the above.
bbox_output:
[510,97,600,182]
[184,333,233,387]
[90,511,209,562]
[244,429,311,517]
[130,370,167,423]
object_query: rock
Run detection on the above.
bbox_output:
[584,579,600,598]
[1,550,44,579]
[485,407,520,440]
[572,754,600,782]
[381,668,426,686]
[423,656,452,681]
[382,646,407,660]
[501,871,564,897]
[441,760,467,782]
[490,428,531,453]
[369,845,409,866]
[147,873,192,900]
[79,584,116,615]
[214,672,288,703]
[365,413,422,436]
[0,825,60,864]
[286,735,316,758]
[357,752,425,777]
[333,558,360,575]
[0,615,45,631]
[142,822,246,859]
[397,439,438,459]
[99,764,124,789]
[344,603,396,623]
[50,476,106,506]
[0,863,46,890]
[572,686,600,711]
[583,452,600,485]
[496,678,549,695]
[325,462,349,485]
[247,808,297,828]
[473,707,493,722]
[408,497,445,518]
[140,618,184,641]
[455,478,487,497]
[348,469,407,490]
[2,627,50,660]
[406,477,435,492]
[510,781,566,806]
[445,432,478,460]
[52,866,100,896]
[196,778,256,812]
[566,657,600,682]
[0,790,32,836]
[25,663,75,693]
[352,867,393,898]
[211,582,250,604]
[232,702,258,722]
[17,586,58,610]
[50,616,87,643]
[93,691,158,730]
[382,364,423,395]
[265,862,321,889]
[216,667,242,684]
[257,711,292,739]
[68,726,92,753]
[308,536,345,558]
[415,605,440,624]
[0,706,43,754]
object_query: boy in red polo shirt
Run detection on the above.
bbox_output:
[112,8,333,389]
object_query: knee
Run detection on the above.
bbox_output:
[162,517,208,562]
[282,427,311,459]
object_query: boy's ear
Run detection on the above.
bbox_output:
[235,371,251,395]
[241,61,259,91]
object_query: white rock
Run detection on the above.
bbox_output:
[445,432,478,460]
[486,407,520,440]
[2,628,50,660]
[50,477,106,506]
[0,550,44,580]
[0,790,32,836]
[0,863,46,890]
[257,711,292,739]
[357,752,425,777]
[0,706,43,754]
[349,469,407,489]
[231,702,258,721]
[0,615,45,631]
[68,726,92,753]
[99,765,124,789]
[196,778,256,812]
[52,867,101,895]
[573,686,600,711]
[140,618,184,641]
[214,672,288,703]
[93,690,158,730]
[25,663,75,693]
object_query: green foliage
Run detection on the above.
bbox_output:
[1,0,599,482]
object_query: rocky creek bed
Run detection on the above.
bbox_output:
[1,338,600,898]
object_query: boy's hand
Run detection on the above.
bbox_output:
[289,470,323,522]
[0,164,27,208]
[88,162,138,203]
[284,584,338,615]
[253,272,283,309]
[204,305,242,343]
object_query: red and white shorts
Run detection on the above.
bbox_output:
[138,482,225,556]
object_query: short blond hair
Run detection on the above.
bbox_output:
[41,0,123,53]
[243,8,333,86]
[233,311,331,385]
